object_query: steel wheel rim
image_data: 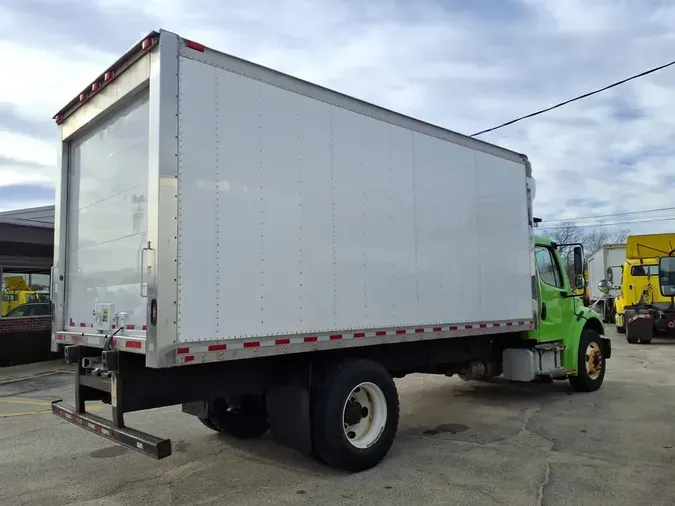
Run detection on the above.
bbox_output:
[342,382,387,449]
[585,342,603,380]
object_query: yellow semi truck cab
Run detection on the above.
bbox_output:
[614,233,675,343]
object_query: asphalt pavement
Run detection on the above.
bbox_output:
[1,327,674,506]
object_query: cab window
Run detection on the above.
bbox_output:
[630,265,658,276]
[535,246,563,289]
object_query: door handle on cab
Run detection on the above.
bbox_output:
[541,302,547,321]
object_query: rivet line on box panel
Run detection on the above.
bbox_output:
[411,133,420,321]
[259,93,265,326]
[329,107,337,328]
[360,120,367,321]
[215,72,220,334]
[297,100,304,323]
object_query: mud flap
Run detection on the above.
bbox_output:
[626,311,654,342]
[266,380,312,456]
[600,337,612,359]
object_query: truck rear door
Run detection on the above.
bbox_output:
[64,90,150,334]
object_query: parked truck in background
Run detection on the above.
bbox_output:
[588,243,626,324]
[614,233,675,343]
[2,275,50,316]
[49,29,611,472]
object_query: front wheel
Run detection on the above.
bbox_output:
[569,329,606,392]
[311,359,399,472]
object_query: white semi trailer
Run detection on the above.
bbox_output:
[50,30,610,472]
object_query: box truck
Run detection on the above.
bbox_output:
[588,243,626,323]
[49,29,611,472]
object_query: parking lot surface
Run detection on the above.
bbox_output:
[1,327,674,506]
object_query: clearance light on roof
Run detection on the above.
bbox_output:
[91,82,101,93]
[185,40,205,52]
[104,70,115,82]
[79,92,87,102]
[55,114,63,124]
[141,37,153,51]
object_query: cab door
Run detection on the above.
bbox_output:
[534,245,576,342]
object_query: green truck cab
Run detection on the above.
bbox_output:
[531,236,611,391]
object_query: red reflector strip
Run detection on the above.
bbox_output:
[56,334,63,341]
[433,327,442,332]
[126,324,136,330]
[304,336,317,343]
[125,340,142,349]
[208,344,227,351]
[184,355,195,363]
[185,40,205,52]
[79,322,86,327]
[275,338,290,345]
[506,321,514,326]
[493,323,501,327]
[354,332,365,338]
[376,331,387,336]
[450,326,458,331]
[415,328,424,333]
[71,336,82,343]
[176,347,190,355]
[518,321,525,326]
[330,334,342,340]
[396,329,406,335]
[479,323,487,328]
[142,325,148,331]
[243,341,260,348]
[465,325,473,329]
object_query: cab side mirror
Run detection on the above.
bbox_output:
[573,246,583,276]
[658,256,675,297]
[574,274,585,290]
[598,279,610,294]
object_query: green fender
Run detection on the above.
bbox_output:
[561,309,605,374]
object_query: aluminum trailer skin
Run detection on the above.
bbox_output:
[50,30,610,472]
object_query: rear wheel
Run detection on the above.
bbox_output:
[199,396,269,439]
[569,329,606,392]
[311,359,399,472]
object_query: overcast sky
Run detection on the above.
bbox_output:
[1,0,674,234]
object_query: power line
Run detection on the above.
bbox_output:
[538,216,675,230]
[543,206,675,224]
[470,58,675,137]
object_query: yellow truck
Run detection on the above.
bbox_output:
[1,276,49,316]
[611,233,675,343]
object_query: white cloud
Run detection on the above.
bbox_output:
[1,0,675,235]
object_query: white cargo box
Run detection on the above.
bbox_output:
[51,30,536,368]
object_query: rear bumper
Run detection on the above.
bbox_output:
[52,400,172,459]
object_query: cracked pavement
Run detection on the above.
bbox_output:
[1,327,674,505]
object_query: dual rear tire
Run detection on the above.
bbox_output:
[199,359,400,472]
[311,359,400,472]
